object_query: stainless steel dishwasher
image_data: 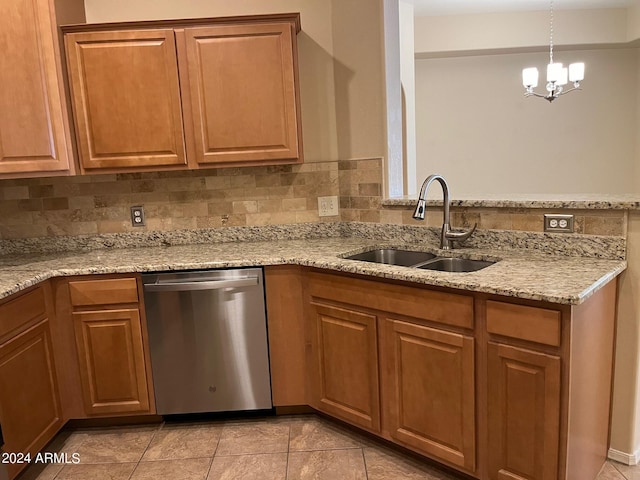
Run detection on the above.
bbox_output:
[142,268,272,415]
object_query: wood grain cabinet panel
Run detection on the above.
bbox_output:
[0,287,47,341]
[264,266,306,407]
[0,0,76,176]
[309,301,380,432]
[69,277,138,306]
[487,342,561,480]
[73,308,150,415]
[182,23,301,166]
[65,29,187,172]
[63,15,302,173]
[0,319,62,480]
[486,301,561,347]
[381,318,475,472]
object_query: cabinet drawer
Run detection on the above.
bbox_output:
[308,272,474,329]
[69,278,138,306]
[0,286,47,339]
[486,300,561,347]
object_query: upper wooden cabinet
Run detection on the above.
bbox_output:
[64,29,187,171]
[181,23,301,166]
[0,0,83,178]
[64,15,303,174]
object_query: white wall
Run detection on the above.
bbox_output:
[399,0,417,196]
[414,8,629,55]
[414,47,639,195]
[611,212,640,464]
[629,0,640,41]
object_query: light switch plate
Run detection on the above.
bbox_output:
[318,196,339,217]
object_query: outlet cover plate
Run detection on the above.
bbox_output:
[130,206,146,227]
[544,214,574,233]
[318,196,339,217]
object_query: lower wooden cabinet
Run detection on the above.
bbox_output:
[57,275,155,418]
[487,342,561,480]
[0,286,62,480]
[304,270,617,480]
[1,267,617,480]
[309,301,380,432]
[306,271,477,469]
[73,308,150,415]
[381,318,476,471]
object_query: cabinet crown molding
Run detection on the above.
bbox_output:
[60,12,301,34]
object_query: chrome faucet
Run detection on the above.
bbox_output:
[413,174,476,250]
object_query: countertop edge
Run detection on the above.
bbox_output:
[0,253,626,306]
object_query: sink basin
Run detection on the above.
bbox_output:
[417,257,495,273]
[345,248,436,267]
[344,248,496,273]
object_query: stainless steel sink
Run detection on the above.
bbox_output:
[345,248,436,267]
[417,257,495,273]
[344,248,495,272]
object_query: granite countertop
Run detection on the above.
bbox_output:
[0,237,626,305]
[383,193,640,210]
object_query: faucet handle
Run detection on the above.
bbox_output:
[445,223,477,245]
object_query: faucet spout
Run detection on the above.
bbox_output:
[413,175,450,222]
[413,174,475,250]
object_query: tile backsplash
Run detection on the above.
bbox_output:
[0,163,339,239]
[381,205,626,237]
[0,156,628,240]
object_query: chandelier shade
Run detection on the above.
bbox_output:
[522,0,584,102]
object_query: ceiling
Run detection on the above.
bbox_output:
[411,0,635,16]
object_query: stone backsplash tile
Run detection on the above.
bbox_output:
[0,156,630,241]
[381,202,627,238]
[0,162,340,239]
[339,158,384,222]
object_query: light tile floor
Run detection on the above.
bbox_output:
[16,414,640,480]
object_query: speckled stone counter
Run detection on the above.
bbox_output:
[0,236,625,305]
[383,194,640,210]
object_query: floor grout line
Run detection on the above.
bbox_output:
[361,447,370,480]
[285,421,291,480]
[22,415,639,480]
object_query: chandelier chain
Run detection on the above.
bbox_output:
[549,0,554,63]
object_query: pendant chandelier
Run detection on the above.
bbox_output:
[521,0,584,102]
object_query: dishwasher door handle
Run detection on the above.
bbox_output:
[144,277,258,292]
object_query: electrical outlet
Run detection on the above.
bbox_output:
[544,214,574,233]
[130,206,145,227]
[318,196,339,217]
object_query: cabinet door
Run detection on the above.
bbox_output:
[310,302,380,431]
[382,319,475,471]
[182,23,301,166]
[65,29,187,172]
[0,0,73,175]
[487,342,561,480]
[73,308,151,415]
[0,320,62,479]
